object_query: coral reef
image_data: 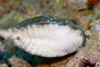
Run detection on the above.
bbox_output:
[88,0,100,6]
[8,55,33,67]
[1,0,100,67]
[66,19,100,67]
[0,63,8,67]
[66,3,100,67]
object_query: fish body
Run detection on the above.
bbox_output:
[0,16,85,57]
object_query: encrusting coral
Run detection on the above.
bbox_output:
[66,3,100,66]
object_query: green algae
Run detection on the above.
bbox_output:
[0,11,28,28]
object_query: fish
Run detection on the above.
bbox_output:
[0,16,86,57]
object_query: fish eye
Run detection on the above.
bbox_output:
[70,19,78,25]
[0,36,5,41]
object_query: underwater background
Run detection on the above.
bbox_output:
[0,0,100,67]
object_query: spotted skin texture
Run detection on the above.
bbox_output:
[0,16,86,57]
[7,16,81,31]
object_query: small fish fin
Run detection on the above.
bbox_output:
[4,41,18,56]
[67,8,71,20]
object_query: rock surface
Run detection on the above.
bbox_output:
[8,55,33,67]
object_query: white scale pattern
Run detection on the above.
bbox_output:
[0,24,83,57]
